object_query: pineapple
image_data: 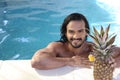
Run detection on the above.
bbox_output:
[89,24,116,80]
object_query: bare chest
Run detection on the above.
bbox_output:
[55,42,92,58]
[56,49,90,58]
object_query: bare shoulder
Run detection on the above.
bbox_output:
[111,45,120,58]
[33,41,65,57]
[46,41,64,49]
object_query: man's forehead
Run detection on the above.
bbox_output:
[68,28,86,30]
[67,25,86,29]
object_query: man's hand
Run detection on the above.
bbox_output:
[69,56,93,68]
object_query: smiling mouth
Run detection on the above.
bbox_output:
[72,40,80,43]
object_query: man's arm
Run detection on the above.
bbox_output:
[31,42,75,70]
[31,49,75,70]
[31,50,92,70]
[31,42,92,70]
[111,46,120,67]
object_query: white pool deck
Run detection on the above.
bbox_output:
[0,60,120,80]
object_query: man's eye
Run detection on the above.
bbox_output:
[69,30,74,33]
[79,29,84,32]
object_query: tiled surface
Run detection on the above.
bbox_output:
[0,60,119,80]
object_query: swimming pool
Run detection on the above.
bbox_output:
[0,0,120,60]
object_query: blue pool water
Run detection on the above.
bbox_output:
[0,0,120,60]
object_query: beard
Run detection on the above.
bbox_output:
[69,38,84,48]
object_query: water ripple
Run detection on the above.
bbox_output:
[0,34,10,44]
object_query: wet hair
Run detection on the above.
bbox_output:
[60,13,90,42]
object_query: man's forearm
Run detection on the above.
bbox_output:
[31,57,74,70]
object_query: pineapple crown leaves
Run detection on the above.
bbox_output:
[89,24,117,56]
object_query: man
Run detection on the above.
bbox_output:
[31,13,120,70]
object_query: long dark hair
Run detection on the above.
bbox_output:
[60,13,90,42]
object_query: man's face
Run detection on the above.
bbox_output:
[66,20,87,48]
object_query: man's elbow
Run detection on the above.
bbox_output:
[31,59,37,68]
[31,59,48,70]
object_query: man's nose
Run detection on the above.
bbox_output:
[73,33,80,38]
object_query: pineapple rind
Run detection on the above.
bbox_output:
[89,25,116,80]
[94,59,114,80]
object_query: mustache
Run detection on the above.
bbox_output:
[70,38,82,41]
